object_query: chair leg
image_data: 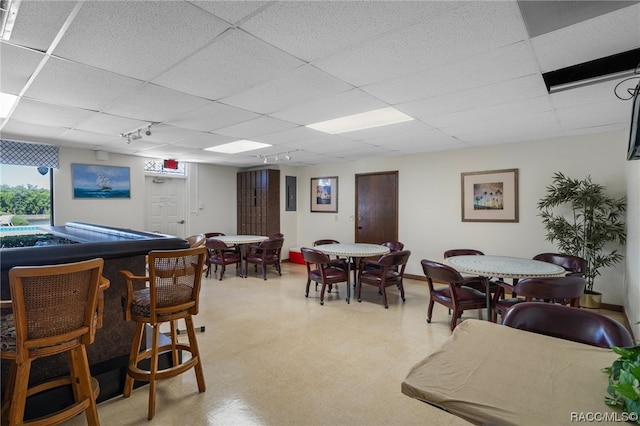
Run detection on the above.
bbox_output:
[123,321,144,398]
[147,324,160,420]
[399,282,405,302]
[219,264,225,281]
[450,310,459,331]
[170,320,179,366]
[381,286,388,309]
[305,278,311,297]
[7,360,30,425]
[69,345,100,426]
[426,300,435,323]
[184,315,206,393]
[320,283,327,305]
[262,264,267,280]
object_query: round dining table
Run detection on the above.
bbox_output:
[443,255,566,320]
[209,235,268,278]
[315,243,391,301]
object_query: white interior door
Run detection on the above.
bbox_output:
[145,177,186,238]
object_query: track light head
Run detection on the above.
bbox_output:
[285,154,291,160]
[263,157,267,164]
[145,125,152,136]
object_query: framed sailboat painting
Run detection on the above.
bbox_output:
[72,164,131,199]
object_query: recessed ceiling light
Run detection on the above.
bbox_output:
[204,140,272,154]
[0,92,19,118]
[306,107,414,134]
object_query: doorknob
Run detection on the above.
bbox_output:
[358,226,363,229]
[177,220,185,224]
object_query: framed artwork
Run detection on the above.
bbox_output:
[286,175,297,211]
[461,168,518,222]
[72,164,131,199]
[311,176,338,213]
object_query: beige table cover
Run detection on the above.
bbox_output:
[402,319,623,426]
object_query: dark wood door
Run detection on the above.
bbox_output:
[355,171,398,244]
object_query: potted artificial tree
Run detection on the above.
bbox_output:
[537,172,626,308]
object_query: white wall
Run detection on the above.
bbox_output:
[54,147,147,229]
[625,158,640,337]
[296,130,631,306]
[53,131,637,312]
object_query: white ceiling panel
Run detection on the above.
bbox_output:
[313,1,527,87]
[213,116,299,139]
[220,65,353,114]
[102,84,212,123]
[239,1,461,62]
[74,113,149,137]
[11,99,95,128]
[53,1,229,81]
[191,1,271,25]
[7,1,77,52]
[24,57,143,111]
[164,102,260,132]
[152,29,304,100]
[363,42,540,104]
[271,89,387,125]
[530,4,640,73]
[0,44,45,95]
[1,1,636,168]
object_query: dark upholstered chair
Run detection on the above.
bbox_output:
[313,239,348,282]
[301,247,350,305]
[381,241,404,252]
[1,258,109,425]
[120,247,207,420]
[502,303,633,348]
[532,253,586,276]
[245,237,284,280]
[421,259,488,331]
[205,238,241,280]
[357,250,411,309]
[492,276,585,322]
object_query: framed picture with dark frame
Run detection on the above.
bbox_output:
[72,164,131,199]
[461,168,518,222]
[311,176,338,213]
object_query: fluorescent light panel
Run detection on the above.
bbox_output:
[204,140,271,154]
[0,92,18,118]
[306,107,414,134]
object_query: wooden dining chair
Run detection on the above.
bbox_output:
[301,247,350,305]
[503,302,633,348]
[1,258,109,426]
[421,259,488,331]
[491,276,585,322]
[357,250,411,309]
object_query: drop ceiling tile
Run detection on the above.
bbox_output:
[239,1,460,62]
[24,57,143,111]
[8,1,77,52]
[314,1,526,86]
[550,78,630,109]
[1,120,69,142]
[164,102,260,132]
[0,44,45,95]
[191,1,270,25]
[74,113,149,137]
[270,89,387,125]
[252,126,322,145]
[530,3,640,73]
[11,98,95,128]
[59,129,122,146]
[397,74,548,121]
[425,96,554,129]
[213,116,299,139]
[220,65,352,114]
[363,42,540,104]
[153,29,304,100]
[103,84,211,123]
[137,124,204,144]
[556,100,630,130]
[171,132,235,150]
[53,1,229,81]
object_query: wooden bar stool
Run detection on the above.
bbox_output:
[1,258,109,426]
[119,247,207,420]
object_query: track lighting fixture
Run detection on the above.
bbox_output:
[257,150,298,164]
[120,123,154,144]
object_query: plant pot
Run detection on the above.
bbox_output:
[580,291,602,309]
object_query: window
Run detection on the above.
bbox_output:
[0,164,52,226]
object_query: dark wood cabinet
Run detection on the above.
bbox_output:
[237,169,280,236]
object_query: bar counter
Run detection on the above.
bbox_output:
[1,222,190,412]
